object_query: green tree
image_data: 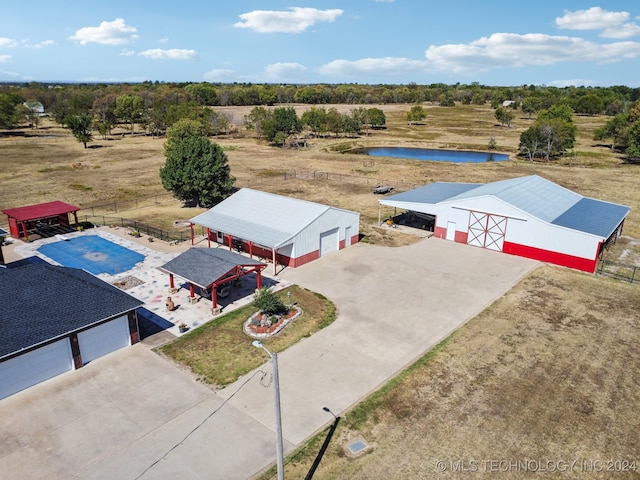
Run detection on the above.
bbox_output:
[301,106,328,137]
[521,97,541,119]
[495,106,515,127]
[594,114,629,151]
[65,113,93,148]
[0,92,24,128]
[574,93,604,116]
[626,121,640,160]
[406,104,426,125]
[245,106,271,138]
[367,107,386,128]
[159,119,235,207]
[262,106,301,146]
[115,94,144,135]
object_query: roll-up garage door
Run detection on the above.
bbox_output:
[0,338,73,399]
[319,228,339,256]
[78,316,130,364]
[467,211,507,252]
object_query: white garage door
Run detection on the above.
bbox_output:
[0,338,73,399]
[319,228,339,257]
[78,316,130,364]
[467,211,507,252]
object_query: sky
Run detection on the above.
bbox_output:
[1,1,639,87]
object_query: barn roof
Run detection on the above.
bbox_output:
[190,188,356,248]
[2,201,80,222]
[0,263,143,359]
[381,175,630,239]
[159,248,264,289]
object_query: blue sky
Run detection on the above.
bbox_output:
[1,1,639,87]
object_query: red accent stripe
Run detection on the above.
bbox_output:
[503,241,597,273]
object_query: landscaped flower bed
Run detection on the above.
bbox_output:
[244,306,302,338]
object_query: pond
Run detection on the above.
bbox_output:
[355,146,509,163]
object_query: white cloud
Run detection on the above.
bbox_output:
[159,37,169,43]
[203,68,237,81]
[555,7,640,39]
[120,49,135,57]
[0,55,12,63]
[31,40,55,48]
[317,57,429,77]
[69,18,138,45]
[424,33,640,73]
[234,7,343,33]
[263,62,307,81]
[0,37,17,48]
[138,48,197,60]
[374,0,395,3]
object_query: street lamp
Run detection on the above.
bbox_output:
[252,340,284,480]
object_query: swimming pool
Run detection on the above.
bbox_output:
[38,235,145,275]
[356,147,509,163]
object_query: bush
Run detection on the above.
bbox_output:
[253,288,287,316]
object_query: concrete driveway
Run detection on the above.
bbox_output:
[0,237,537,479]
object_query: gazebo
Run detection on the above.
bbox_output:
[159,248,266,313]
[2,201,80,240]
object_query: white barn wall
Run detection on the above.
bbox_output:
[286,208,359,258]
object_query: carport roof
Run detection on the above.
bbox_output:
[190,188,335,248]
[0,263,143,359]
[159,248,265,289]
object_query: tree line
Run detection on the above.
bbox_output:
[1,81,639,160]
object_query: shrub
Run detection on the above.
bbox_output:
[253,288,287,316]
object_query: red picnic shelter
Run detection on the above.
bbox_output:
[2,201,80,240]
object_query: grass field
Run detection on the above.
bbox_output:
[2,103,639,479]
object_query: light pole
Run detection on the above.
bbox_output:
[252,340,285,480]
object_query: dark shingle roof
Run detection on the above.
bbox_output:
[0,263,143,359]
[159,248,265,288]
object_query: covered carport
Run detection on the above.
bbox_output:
[159,248,266,313]
[2,201,80,240]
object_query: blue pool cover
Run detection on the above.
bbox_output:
[38,235,145,275]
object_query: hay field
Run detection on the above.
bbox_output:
[1,103,639,241]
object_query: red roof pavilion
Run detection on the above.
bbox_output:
[2,201,81,239]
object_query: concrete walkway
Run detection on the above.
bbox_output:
[0,235,538,479]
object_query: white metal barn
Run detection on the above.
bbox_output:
[379,175,630,273]
[190,188,360,273]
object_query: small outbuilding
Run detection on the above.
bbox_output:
[0,262,143,399]
[190,188,360,273]
[2,200,80,240]
[379,175,630,273]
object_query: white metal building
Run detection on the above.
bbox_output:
[379,175,630,273]
[190,188,360,273]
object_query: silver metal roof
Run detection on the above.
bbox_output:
[449,175,582,222]
[190,188,331,248]
[381,175,630,239]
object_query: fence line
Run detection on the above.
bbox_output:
[80,215,206,243]
[596,259,639,284]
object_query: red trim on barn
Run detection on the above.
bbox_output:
[2,201,80,239]
[434,225,447,239]
[503,241,598,273]
[454,231,468,243]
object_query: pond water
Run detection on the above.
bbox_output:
[356,147,509,163]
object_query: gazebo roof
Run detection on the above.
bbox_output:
[159,248,265,288]
[2,201,80,222]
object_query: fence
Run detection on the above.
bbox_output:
[80,215,206,243]
[596,259,639,284]
[79,193,178,216]
[243,169,418,191]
